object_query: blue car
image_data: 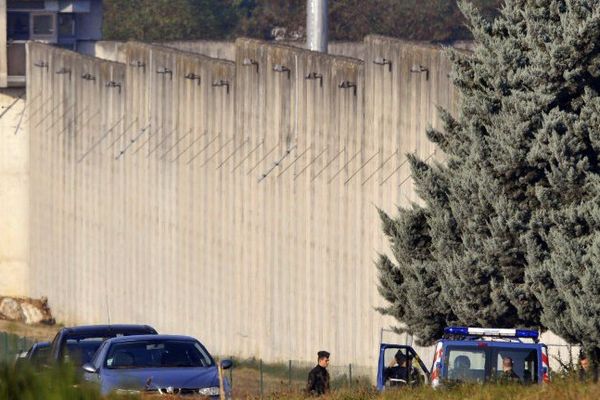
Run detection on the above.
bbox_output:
[82,334,233,397]
[377,327,550,390]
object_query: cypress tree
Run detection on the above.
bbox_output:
[522,1,600,374]
[377,0,600,344]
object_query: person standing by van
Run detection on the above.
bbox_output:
[307,351,330,396]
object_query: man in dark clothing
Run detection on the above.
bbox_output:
[307,351,330,396]
[579,353,592,382]
[498,357,521,383]
[383,350,420,386]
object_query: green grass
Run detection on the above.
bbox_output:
[261,380,600,400]
[1,362,599,400]
[0,363,137,400]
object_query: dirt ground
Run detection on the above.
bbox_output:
[229,367,308,399]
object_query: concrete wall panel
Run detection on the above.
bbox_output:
[0,0,6,87]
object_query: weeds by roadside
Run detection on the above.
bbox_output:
[1,361,600,400]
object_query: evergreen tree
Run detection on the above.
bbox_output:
[379,1,600,366]
[522,1,600,374]
[377,0,580,345]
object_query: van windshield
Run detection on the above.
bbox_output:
[446,346,538,384]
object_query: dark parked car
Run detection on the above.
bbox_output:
[82,334,232,397]
[48,324,157,367]
[14,341,51,368]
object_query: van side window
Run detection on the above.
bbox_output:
[446,347,486,383]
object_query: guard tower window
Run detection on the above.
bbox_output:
[32,14,54,35]
[7,12,30,40]
[58,14,76,38]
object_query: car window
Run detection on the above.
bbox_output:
[105,340,214,369]
[30,346,50,366]
[64,338,104,366]
[491,348,538,383]
[446,347,486,383]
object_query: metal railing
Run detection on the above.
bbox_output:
[223,357,372,398]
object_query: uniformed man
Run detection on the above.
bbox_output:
[499,357,521,383]
[307,351,330,396]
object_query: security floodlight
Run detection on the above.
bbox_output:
[373,57,392,72]
[410,64,429,80]
[338,80,357,95]
[242,58,259,73]
[305,72,323,87]
[184,73,201,85]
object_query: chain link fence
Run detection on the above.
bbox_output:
[223,358,372,398]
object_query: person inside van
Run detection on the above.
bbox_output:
[450,355,471,381]
[499,357,521,383]
[384,351,419,386]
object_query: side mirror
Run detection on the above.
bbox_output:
[220,359,233,370]
[82,363,97,374]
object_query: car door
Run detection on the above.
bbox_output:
[377,344,430,391]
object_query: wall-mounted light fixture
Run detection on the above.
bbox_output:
[212,79,230,94]
[338,80,357,96]
[156,67,173,79]
[130,60,146,71]
[34,61,48,69]
[410,64,429,80]
[305,72,323,87]
[242,58,259,73]
[184,72,201,86]
[81,73,96,81]
[373,57,392,72]
[105,80,122,94]
[272,64,291,79]
[55,67,71,78]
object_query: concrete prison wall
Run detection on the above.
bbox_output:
[0,88,28,296]
[27,36,458,371]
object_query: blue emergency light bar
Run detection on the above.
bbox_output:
[444,326,539,340]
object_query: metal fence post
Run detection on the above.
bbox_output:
[3,333,8,363]
[260,359,264,399]
[349,363,353,386]
[229,357,233,389]
[288,360,292,387]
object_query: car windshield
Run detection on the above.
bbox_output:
[105,339,214,369]
[446,345,538,384]
[64,338,104,366]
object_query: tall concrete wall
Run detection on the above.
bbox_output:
[0,0,7,88]
[0,87,28,296]
[27,37,458,371]
[27,37,580,374]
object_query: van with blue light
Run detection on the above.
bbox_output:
[376,327,550,390]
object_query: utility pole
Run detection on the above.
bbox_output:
[307,0,328,53]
